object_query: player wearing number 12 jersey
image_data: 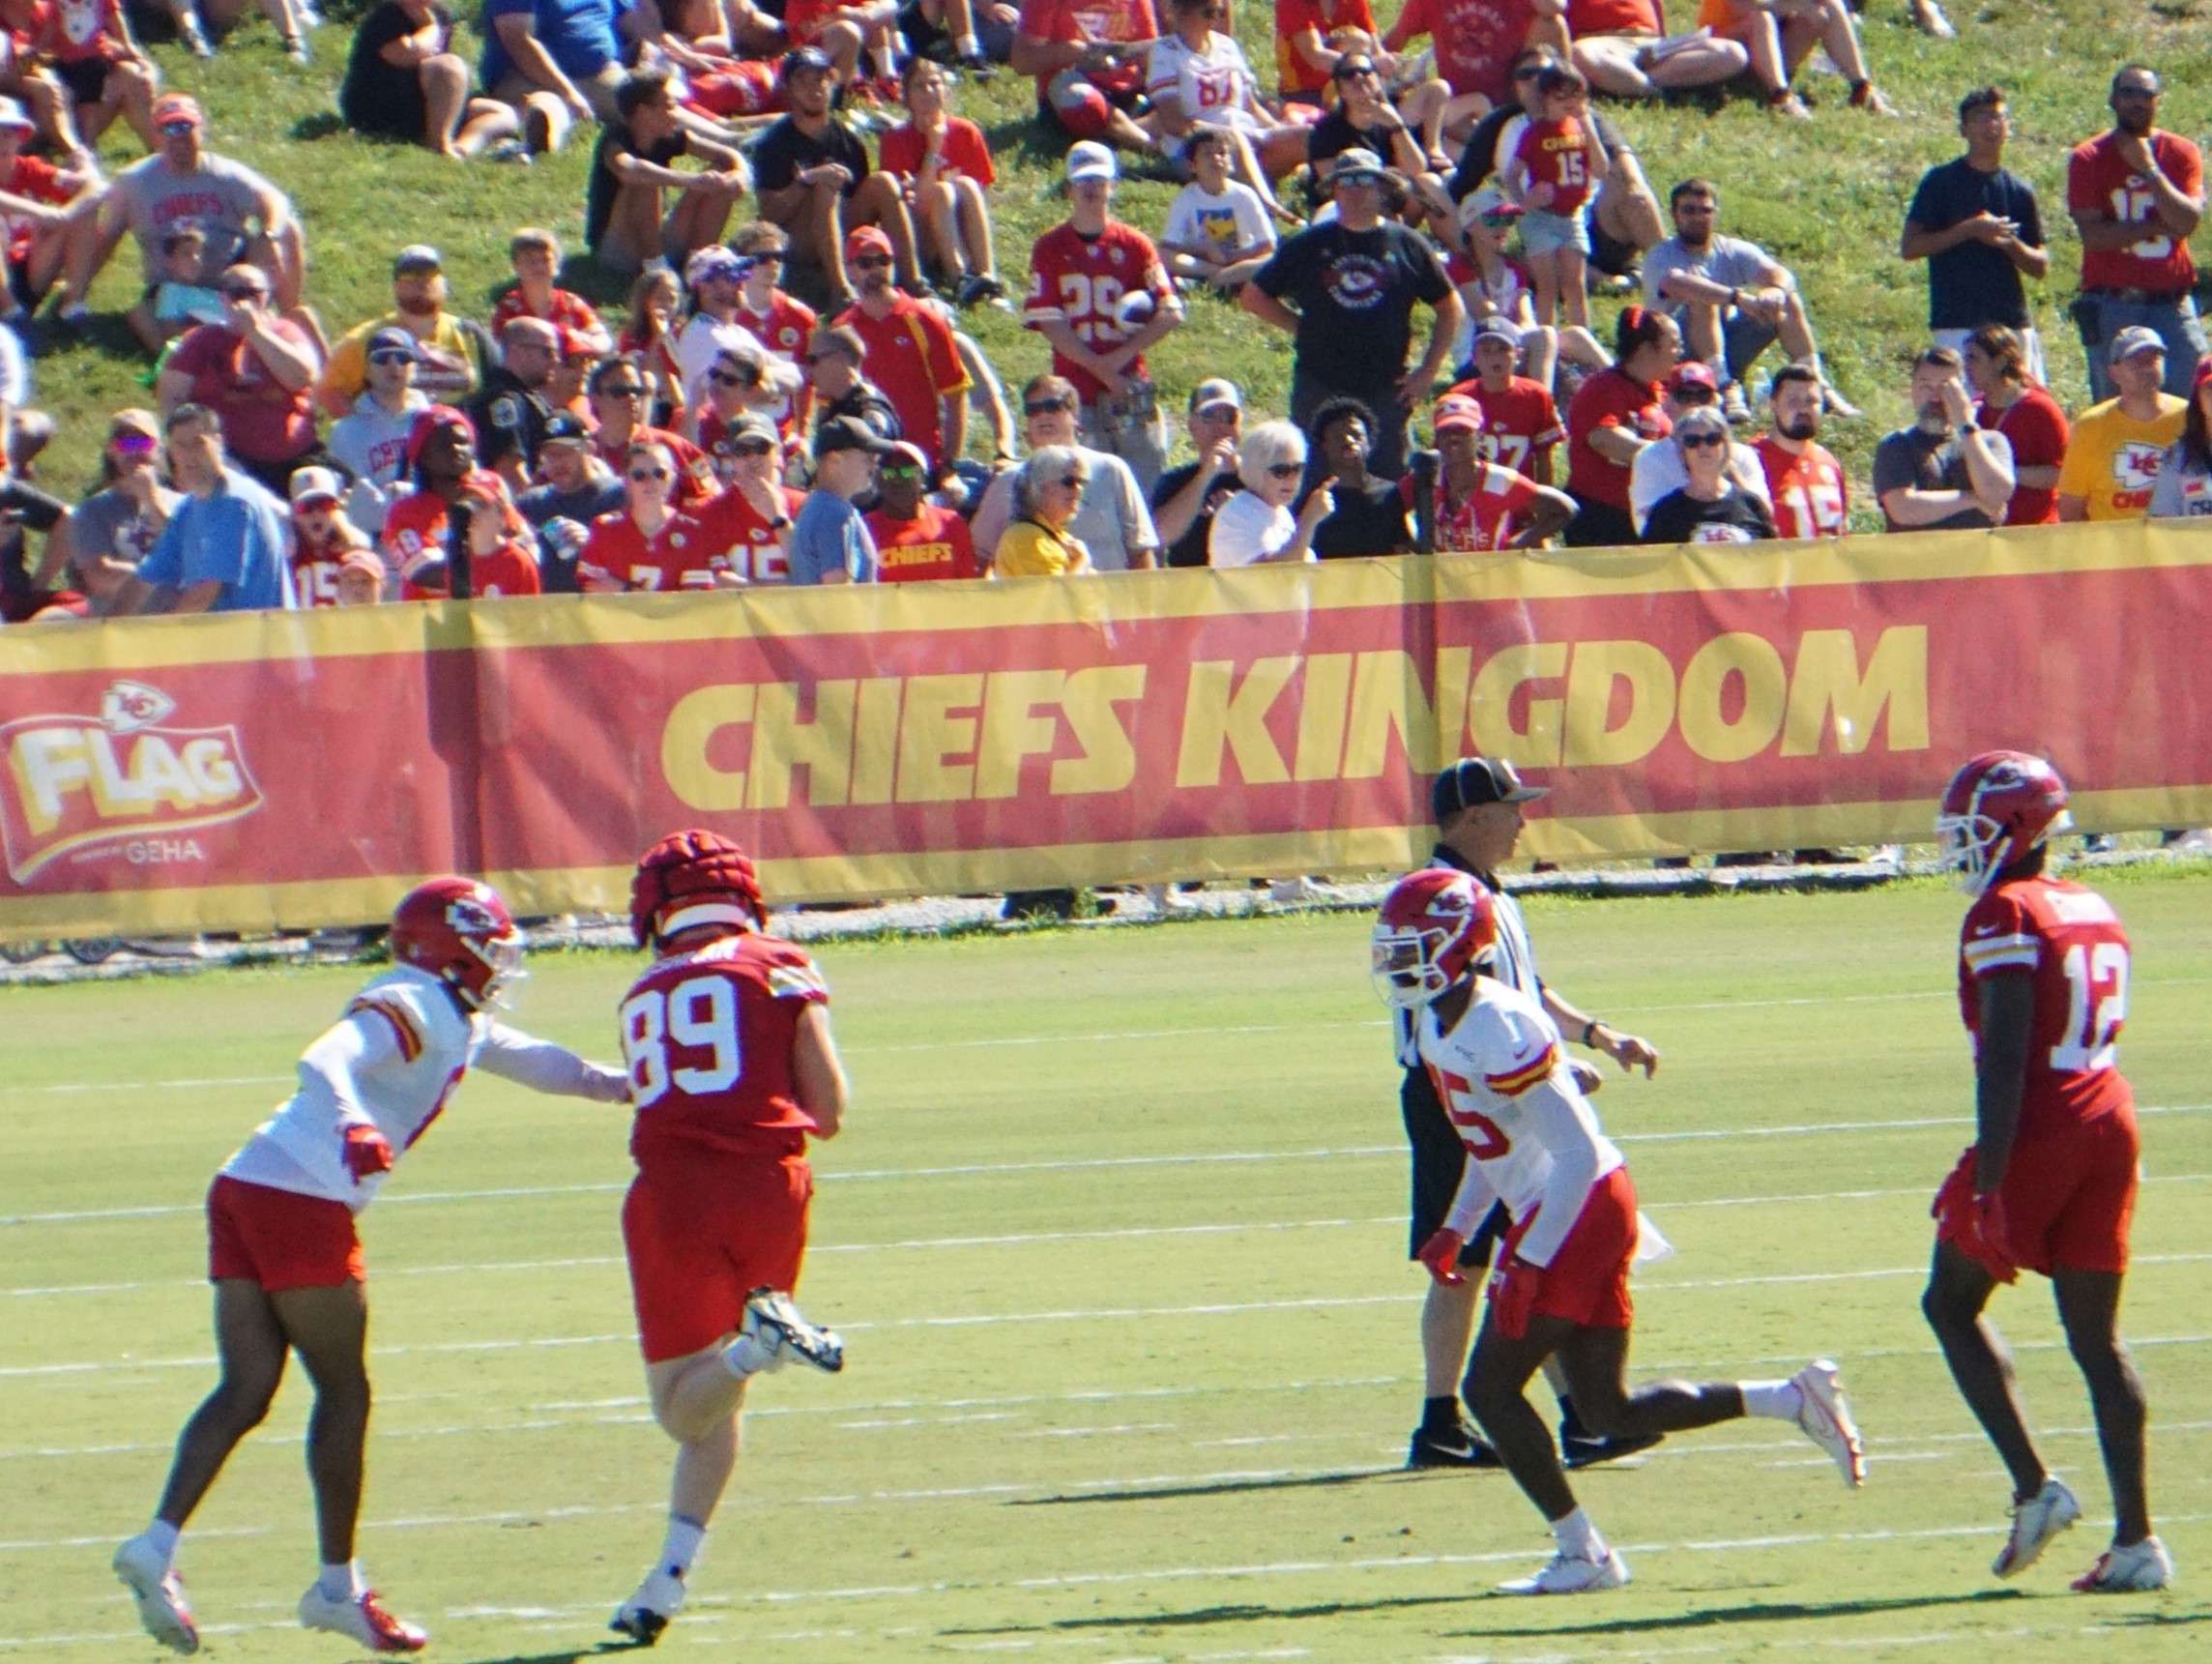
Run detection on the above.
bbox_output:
[112,879,628,1657]
[1922,751,2173,1593]
[609,831,852,1647]
[1376,866,1864,1595]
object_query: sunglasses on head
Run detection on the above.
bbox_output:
[1679,431,1726,449]
[1267,462,1304,479]
[599,383,647,398]
[368,349,413,366]
[628,466,672,482]
[1025,398,1073,416]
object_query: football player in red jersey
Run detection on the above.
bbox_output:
[1755,363,1848,540]
[1923,753,2172,1592]
[608,832,851,1646]
[111,880,627,1657]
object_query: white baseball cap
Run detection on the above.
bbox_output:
[0,98,33,134]
[1066,141,1118,184]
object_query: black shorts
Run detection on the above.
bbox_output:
[1402,1066,1507,1269]
[1564,496,1637,549]
[1587,216,1641,279]
[55,57,112,108]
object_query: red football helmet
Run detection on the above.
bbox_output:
[630,829,767,950]
[390,876,523,1009]
[1371,867,1499,1007]
[1936,750,2073,896]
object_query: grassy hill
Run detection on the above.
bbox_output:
[22,0,2212,504]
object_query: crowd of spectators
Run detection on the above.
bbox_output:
[0,3,2205,628]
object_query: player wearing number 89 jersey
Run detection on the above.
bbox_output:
[608,831,853,1647]
[1923,751,2170,1593]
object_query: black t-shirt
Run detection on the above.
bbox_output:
[1311,474,1412,558]
[463,367,553,473]
[1306,106,1404,167]
[1640,485,1776,544]
[1905,157,2043,331]
[1252,221,1452,390]
[750,115,870,196]
[0,478,69,598]
[1150,461,1239,568]
[587,126,689,250]
[340,2,447,131]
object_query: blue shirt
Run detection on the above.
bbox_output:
[787,489,878,585]
[480,0,621,89]
[136,470,296,612]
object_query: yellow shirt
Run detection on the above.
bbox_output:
[2056,394,2187,519]
[994,519,1089,577]
[317,311,486,411]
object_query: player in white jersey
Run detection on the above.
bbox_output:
[1375,867,1866,1594]
[111,877,628,1657]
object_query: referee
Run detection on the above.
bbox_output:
[1398,755,1663,1468]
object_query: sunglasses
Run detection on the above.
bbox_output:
[1057,474,1086,489]
[1514,64,1547,81]
[1679,432,1726,450]
[1267,462,1305,479]
[880,464,923,481]
[1025,398,1074,416]
[222,286,267,302]
[368,350,413,366]
[598,384,648,398]
[1334,61,1377,79]
[746,252,785,267]
[628,466,672,482]
[708,370,747,387]
[852,254,893,269]
[732,438,776,456]
[159,120,196,136]
[112,431,160,455]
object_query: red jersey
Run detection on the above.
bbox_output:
[735,289,818,362]
[380,486,464,570]
[1024,220,1174,404]
[864,502,978,581]
[1976,386,2070,527]
[41,0,129,62]
[291,526,365,608]
[2069,130,2202,295]
[1014,0,1157,98]
[879,117,997,186]
[834,294,971,470]
[1755,435,1848,540]
[1387,0,1536,104]
[1565,0,1658,33]
[0,153,71,264]
[1444,374,1564,476]
[1958,875,2133,1133]
[1404,462,1542,551]
[580,509,718,591]
[489,285,609,348]
[593,423,715,507]
[1274,0,1377,99]
[398,539,542,598]
[1564,368,1668,511]
[1511,116,1597,216]
[621,930,830,1167]
[692,482,805,583]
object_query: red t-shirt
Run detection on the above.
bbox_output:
[735,289,817,436]
[1403,462,1542,551]
[863,502,978,581]
[1014,0,1157,98]
[834,294,972,470]
[169,321,319,466]
[1976,386,2070,526]
[594,423,716,507]
[2069,130,2202,295]
[879,117,997,186]
[1958,876,2133,1133]
[40,0,128,62]
[1511,116,1596,216]
[692,482,805,583]
[1274,0,1377,99]
[398,539,542,598]
[1387,0,1536,105]
[291,526,364,608]
[490,285,609,346]
[1443,375,1564,476]
[623,931,830,1168]
[1564,368,1669,510]
[580,509,720,591]
[1024,220,1174,404]
[1755,435,1848,540]
[0,153,71,264]
[1565,0,1658,34]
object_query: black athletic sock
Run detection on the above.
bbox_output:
[1420,1394,1463,1433]
[1556,1394,1588,1439]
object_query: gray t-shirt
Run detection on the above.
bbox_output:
[1872,426,1995,531]
[1642,234,1775,314]
[110,153,287,277]
[72,483,179,584]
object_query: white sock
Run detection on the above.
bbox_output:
[657,1513,707,1580]
[144,1520,180,1571]
[954,31,979,53]
[318,1561,365,1600]
[1551,1506,1604,1560]
[1740,1380,1803,1421]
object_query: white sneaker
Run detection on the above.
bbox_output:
[1790,1358,1865,1487]
[297,1584,428,1652]
[112,1534,199,1655]
[1498,1547,1631,1595]
[1994,1476,2081,1578]
[610,1567,686,1645]
[2072,1535,2174,1592]
[724,1286,844,1376]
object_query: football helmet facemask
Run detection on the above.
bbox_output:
[1372,867,1499,1008]
[1936,750,2073,896]
[390,877,525,1009]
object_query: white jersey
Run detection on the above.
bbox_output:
[1416,976,1623,1267]
[220,965,628,1212]
[1394,862,1538,1065]
[1146,31,1262,130]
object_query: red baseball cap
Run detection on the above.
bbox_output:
[404,405,476,466]
[1433,394,1484,434]
[1667,361,1720,395]
[844,225,894,260]
[153,93,204,130]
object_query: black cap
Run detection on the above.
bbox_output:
[812,414,896,460]
[1431,756,1548,822]
[540,412,591,445]
[781,44,834,79]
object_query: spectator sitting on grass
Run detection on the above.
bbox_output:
[803,322,902,445]
[340,0,525,160]
[1147,0,1308,224]
[879,58,1005,307]
[586,67,750,279]
[463,316,560,490]
[1159,126,1277,294]
[65,409,179,616]
[318,244,492,414]
[490,227,612,354]
[1693,0,1893,118]
[997,443,1096,576]
[1639,403,1778,544]
[0,98,100,333]
[752,46,921,309]
[516,413,623,591]
[34,0,160,150]
[1566,0,1761,107]
[128,222,224,353]
[480,0,626,153]
[586,351,717,505]
[155,261,324,497]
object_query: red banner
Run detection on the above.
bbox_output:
[5,524,2210,939]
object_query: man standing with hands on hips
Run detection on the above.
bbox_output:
[1395,755,1662,1469]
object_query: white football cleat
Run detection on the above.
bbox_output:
[297,1584,428,1652]
[610,1567,686,1646]
[1790,1358,1865,1487]
[724,1286,844,1376]
[1497,1547,1631,1595]
[2072,1535,2174,1592]
[112,1533,199,1655]
[1994,1476,2081,1578]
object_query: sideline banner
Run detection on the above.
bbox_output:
[5,523,2211,940]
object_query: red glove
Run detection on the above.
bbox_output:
[1488,1254,1545,1340]
[1415,1227,1468,1286]
[342,1124,395,1182]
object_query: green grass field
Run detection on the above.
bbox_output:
[4,874,2211,1660]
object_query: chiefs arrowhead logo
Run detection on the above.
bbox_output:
[101,681,176,735]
